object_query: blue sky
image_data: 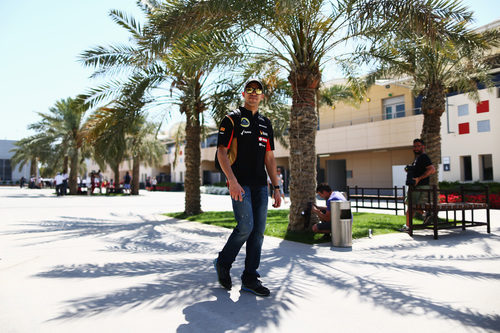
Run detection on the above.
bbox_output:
[1,0,499,140]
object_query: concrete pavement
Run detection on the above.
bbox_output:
[0,187,499,332]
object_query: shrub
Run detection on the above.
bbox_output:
[200,185,229,195]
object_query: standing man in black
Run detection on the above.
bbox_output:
[402,138,436,231]
[214,79,282,297]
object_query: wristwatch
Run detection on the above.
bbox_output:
[273,185,280,190]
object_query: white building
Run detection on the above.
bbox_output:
[441,76,500,182]
[0,140,32,183]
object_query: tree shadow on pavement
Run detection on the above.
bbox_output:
[13,214,500,331]
[176,289,288,333]
[258,231,500,331]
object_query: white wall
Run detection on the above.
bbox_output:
[441,87,500,182]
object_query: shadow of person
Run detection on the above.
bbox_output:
[177,288,283,333]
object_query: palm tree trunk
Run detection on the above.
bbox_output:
[131,156,140,195]
[30,157,37,179]
[420,83,445,186]
[184,108,201,215]
[69,151,79,194]
[113,164,120,190]
[287,67,321,230]
[63,156,69,174]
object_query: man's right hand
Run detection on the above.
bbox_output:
[228,180,245,201]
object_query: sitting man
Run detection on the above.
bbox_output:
[311,183,348,234]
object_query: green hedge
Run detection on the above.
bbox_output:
[439,181,500,194]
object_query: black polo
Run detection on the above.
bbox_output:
[217,106,274,186]
[412,153,432,186]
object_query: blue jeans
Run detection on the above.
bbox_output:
[218,185,268,281]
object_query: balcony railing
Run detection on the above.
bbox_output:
[323,107,422,129]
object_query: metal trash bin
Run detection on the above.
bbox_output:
[331,201,352,247]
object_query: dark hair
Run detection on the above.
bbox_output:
[316,182,331,193]
[413,138,425,145]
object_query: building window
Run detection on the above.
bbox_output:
[479,154,493,181]
[0,159,12,181]
[476,100,489,113]
[461,156,472,181]
[457,104,469,116]
[346,170,353,179]
[458,122,470,134]
[477,120,491,133]
[383,96,405,119]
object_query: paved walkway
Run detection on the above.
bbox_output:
[0,187,499,332]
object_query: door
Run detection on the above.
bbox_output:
[392,165,406,188]
[327,160,347,191]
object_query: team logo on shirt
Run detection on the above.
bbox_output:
[260,130,268,136]
[258,137,268,143]
[241,117,250,127]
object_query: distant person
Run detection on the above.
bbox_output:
[19,176,25,188]
[97,170,103,194]
[62,172,68,195]
[277,168,287,204]
[151,177,157,191]
[401,139,436,232]
[54,173,64,196]
[123,171,131,194]
[29,176,36,189]
[311,183,348,234]
[85,175,92,195]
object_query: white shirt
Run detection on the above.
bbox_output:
[55,174,64,185]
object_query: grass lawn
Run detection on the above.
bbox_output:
[165,209,408,244]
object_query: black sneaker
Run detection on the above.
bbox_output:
[241,279,270,297]
[213,258,232,290]
[319,233,332,242]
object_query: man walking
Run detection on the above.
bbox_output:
[214,78,281,297]
[123,171,131,194]
[54,172,64,196]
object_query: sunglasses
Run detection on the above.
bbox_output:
[245,87,263,95]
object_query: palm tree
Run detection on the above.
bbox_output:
[9,135,49,180]
[157,0,490,229]
[28,97,88,194]
[84,105,128,187]
[80,4,241,214]
[361,2,500,185]
[84,75,156,195]
[127,121,164,195]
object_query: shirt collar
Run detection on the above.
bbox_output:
[239,106,259,118]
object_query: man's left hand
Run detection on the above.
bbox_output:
[272,189,281,208]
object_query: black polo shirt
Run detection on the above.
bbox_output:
[412,153,432,186]
[217,106,274,186]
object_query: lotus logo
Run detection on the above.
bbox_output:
[241,117,250,127]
